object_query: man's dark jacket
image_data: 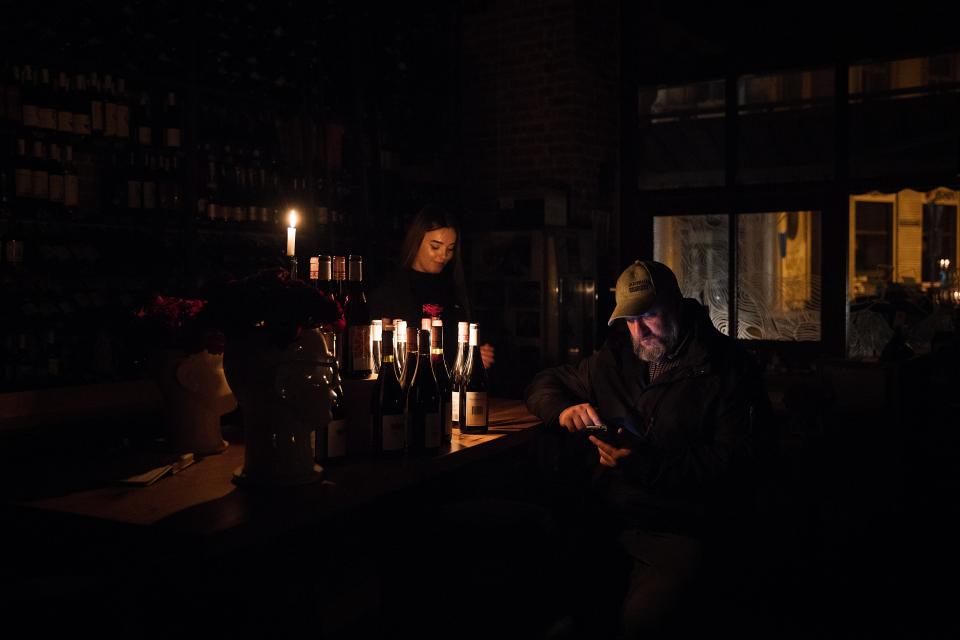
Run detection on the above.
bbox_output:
[525,298,775,536]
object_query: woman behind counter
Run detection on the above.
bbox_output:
[368,205,494,368]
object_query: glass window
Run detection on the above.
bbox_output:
[737,68,834,184]
[850,195,895,298]
[737,211,822,341]
[653,215,730,335]
[922,190,957,283]
[654,212,823,341]
[638,80,725,189]
[849,52,960,178]
[848,188,960,359]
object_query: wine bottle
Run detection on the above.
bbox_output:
[55,72,73,134]
[343,255,371,378]
[431,318,452,442]
[88,72,104,136]
[332,255,347,303]
[136,90,153,146]
[399,325,419,393]
[459,323,489,434]
[115,77,130,139]
[4,64,21,124]
[20,65,39,129]
[63,145,79,211]
[314,346,347,465]
[31,140,48,201]
[48,143,65,208]
[450,321,469,429]
[126,151,142,210]
[163,92,181,148]
[36,67,57,131]
[142,152,157,211]
[406,328,441,455]
[394,319,408,380]
[316,254,333,296]
[371,322,405,456]
[14,138,32,200]
[72,73,91,136]
[371,319,383,374]
[102,74,117,138]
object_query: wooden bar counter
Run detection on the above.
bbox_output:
[0,398,554,637]
[2,398,542,555]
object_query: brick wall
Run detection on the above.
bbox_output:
[458,0,620,235]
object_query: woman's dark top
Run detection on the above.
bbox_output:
[368,267,468,358]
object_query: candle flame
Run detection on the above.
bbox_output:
[288,209,298,228]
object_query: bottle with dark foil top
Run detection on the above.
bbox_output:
[405,327,441,455]
[371,323,405,457]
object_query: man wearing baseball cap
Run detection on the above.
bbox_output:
[526,260,774,638]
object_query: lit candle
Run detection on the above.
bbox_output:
[286,209,298,256]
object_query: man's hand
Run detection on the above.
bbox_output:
[558,403,602,432]
[589,431,632,468]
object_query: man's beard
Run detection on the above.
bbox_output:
[632,319,680,363]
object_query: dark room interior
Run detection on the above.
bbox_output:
[2,1,959,637]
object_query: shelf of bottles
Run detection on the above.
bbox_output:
[0,62,192,394]
[0,57,358,394]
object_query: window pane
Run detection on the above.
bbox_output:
[922,197,957,282]
[653,215,729,335]
[737,211,822,341]
[737,68,834,184]
[849,53,960,178]
[851,199,894,298]
[638,80,725,189]
[848,189,959,359]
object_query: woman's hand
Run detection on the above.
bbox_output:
[589,431,632,468]
[480,343,495,368]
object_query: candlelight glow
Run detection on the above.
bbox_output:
[286,210,298,256]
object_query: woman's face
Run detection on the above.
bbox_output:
[412,227,457,274]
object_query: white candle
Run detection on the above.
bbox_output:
[286,210,298,256]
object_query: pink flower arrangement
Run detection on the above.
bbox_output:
[134,295,224,354]
[205,267,345,348]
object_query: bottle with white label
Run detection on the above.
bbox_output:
[459,323,488,434]
[450,321,469,429]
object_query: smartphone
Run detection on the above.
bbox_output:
[583,424,608,435]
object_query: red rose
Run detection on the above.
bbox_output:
[422,303,444,317]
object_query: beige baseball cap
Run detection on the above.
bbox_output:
[607,260,682,326]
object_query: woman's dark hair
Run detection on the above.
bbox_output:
[400,205,471,317]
